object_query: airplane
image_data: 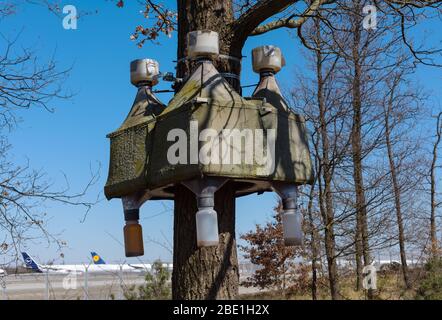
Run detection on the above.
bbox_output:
[90,251,156,272]
[90,252,174,272]
[90,252,106,265]
[91,252,173,272]
[21,252,151,274]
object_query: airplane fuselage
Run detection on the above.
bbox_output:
[35,264,152,274]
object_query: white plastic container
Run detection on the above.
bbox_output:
[196,208,219,247]
[252,45,286,74]
[282,209,303,246]
[130,59,160,86]
[187,30,219,59]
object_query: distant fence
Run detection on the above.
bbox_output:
[0,270,147,300]
[0,262,264,300]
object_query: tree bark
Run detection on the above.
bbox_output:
[354,218,363,291]
[172,184,239,299]
[173,0,242,300]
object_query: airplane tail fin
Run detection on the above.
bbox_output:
[91,252,106,265]
[21,252,42,273]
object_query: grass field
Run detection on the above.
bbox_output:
[239,269,427,300]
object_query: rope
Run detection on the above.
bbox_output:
[176,54,242,65]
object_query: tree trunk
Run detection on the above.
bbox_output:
[350,0,372,298]
[316,47,340,300]
[384,85,411,289]
[307,184,318,300]
[311,17,340,300]
[355,212,363,291]
[172,183,239,299]
[172,0,243,300]
[430,113,441,257]
[351,50,372,298]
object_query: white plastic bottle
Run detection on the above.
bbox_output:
[196,208,219,247]
[282,209,303,246]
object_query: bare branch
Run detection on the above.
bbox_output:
[250,0,334,36]
[234,0,299,39]
[385,0,442,8]
[0,33,72,128]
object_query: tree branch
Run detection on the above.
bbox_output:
[250,0,333,36]
[233,0,299,39]
[385,0,442,8]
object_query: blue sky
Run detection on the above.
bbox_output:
[1,1,441,265]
